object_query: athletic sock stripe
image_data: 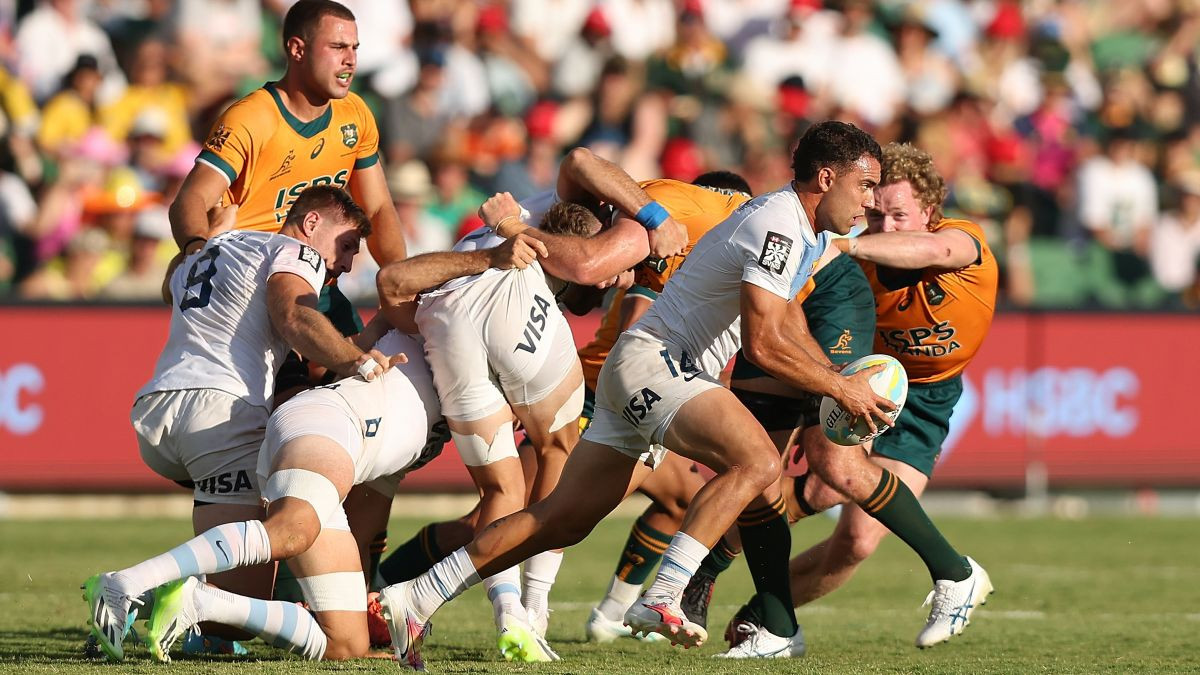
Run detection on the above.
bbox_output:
[633,518,674,544]
[738,510,786,527]
[737,505,778,524]
[861,471,893,512]
[631,527,670,554]
[769,496,787,516]
[863,472,899,513]
[717,540,740,559]
[418,526,434,561]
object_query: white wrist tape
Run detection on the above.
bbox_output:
[357,358,381,379]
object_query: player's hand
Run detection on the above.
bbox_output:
[207,203,238,237]
[646,216,687,259]
[354,349,407,381]
[490,232,548,270]
[832,365,897,435]
[478,192,526,237]
[597,268,635,290]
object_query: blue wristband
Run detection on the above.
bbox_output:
[635,201,669,230]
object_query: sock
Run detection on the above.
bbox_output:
[596,575,643,622]
[643,532,708,600]
[737,496,797,636]
[483,567,523,629]
[859,469,970,582]
[522,551,563,620]
[613,516,672,585]
[195,582,326,660]
[791,473,818,519]
[274,561,304,604]
[696,536,739,579]
[407,547,482,624]
[379,524,445,584]
[367,530,387,591]
[116,521,272,597]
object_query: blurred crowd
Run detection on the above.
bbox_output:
[1,0,1200,309]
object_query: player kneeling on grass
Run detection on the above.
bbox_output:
[82,236,546,663]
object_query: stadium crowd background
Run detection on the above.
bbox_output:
[0,0,1197,309]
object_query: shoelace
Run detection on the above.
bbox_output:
[921,583,955,622]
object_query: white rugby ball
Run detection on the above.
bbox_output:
[820,354,908,446]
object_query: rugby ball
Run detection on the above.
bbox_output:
[820,354,908,446]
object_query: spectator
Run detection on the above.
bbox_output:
[385,45,453,164]
[1076,127,1157,299]
[605,0,677,62]
[512,0,591,63]
[18,225,111,300]
[172,0,267,109]
[1152,174,1200,296]
[551,7,615,99]
[97,205,172,300]
[476,3,545,116]
[825,0,905,129]
[425,144,486,237]
[102,37,191,157]
[15,0,123,103]
[36,54,102,157]
[389,159,452,256]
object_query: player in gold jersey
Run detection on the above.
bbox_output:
[722,143,998,654]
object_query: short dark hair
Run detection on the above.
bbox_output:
[539,202,602,237]
[282,0,356,50]
[692,170,753,196]
[790,120,882,182]
[284,185,371,237]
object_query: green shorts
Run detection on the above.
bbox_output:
[319,283,364,336]
[872,376,962,477]
[731,254,876,427]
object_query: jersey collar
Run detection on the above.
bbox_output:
[264,82,333,139]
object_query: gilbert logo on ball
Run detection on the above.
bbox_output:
[820,354,908,446]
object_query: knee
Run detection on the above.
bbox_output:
[805,479,848,513]
[263,516,318,559]
[532,498,595,548]
[831,527,884,567]
[738,451,781,493]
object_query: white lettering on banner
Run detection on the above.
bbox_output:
[980,367,1139,439]
[0,363,44,435]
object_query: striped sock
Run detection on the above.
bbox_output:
[407,547,481,623]
[614,516,672,584]
[643,532,708,600]
[195,583,326,660]
[858,469,970,582]
[696,536,740,578]
[116,521,271,597]
[790,473,819,520]
[484,567,523,629]
[379,524,445,584]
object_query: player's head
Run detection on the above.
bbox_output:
[283,0,358,100]
[283,185,371,278]
[540,202,604,237]
[692,170,753,197]
[865,142,946,234]
[791,120,882,235]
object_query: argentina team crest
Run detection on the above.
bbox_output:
[340,123,358,148]
[758,231,793,274]
[298,244,321,273]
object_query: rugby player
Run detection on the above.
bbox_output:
[374,148,688,655]
[83,220,547,662]
[377,121,897,669]
[717,142,998,653]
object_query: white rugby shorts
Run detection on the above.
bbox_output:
[416,264,577,421]
[131,389,267,506]
[583,330,722,468]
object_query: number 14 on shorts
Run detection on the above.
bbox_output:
[660,349,701,381]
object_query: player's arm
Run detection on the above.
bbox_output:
[557,147,687,258]
[482,192,651,285]
[618,285,656,330]
[167,164,229,250]
[267,272,398,380]
[375,232,548,305]
[835,228,979,270]
[349,162,408,265]
[782,298,832,367]
[740,283,894,430]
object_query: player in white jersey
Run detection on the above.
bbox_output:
[380,149,686,661]
[84,219,548,663]
[378,122,900,667]
[86,332,443,663]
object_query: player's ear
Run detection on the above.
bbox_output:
[817,166,835,193]
[286,35,305,62]
[302,210,321,236]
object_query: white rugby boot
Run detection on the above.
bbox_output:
[81,572,142,662]
[915,556,994,648]
[623,594,707,648]
[715,622,805,659]
[379,581,431,671]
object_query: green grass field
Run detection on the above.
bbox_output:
[2,513,1198,673]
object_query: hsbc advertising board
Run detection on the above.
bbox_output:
[0,307,1196,491]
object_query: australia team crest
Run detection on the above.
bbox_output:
[340,123,358,148]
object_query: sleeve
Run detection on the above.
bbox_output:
[267,240,325,295]
[735,209,804,300]
[940,220,984,264]
[353,96,380,170]
[195,101,260,185]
